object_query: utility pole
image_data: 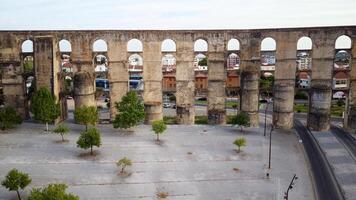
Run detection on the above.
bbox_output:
[264,103,268,136]
[284,174,298,200]
[268,124,274,169]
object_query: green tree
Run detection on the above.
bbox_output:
[117,157,132,173]
[198,57,207,66]
[74,106,98,131]
[113,91,145,130]
[0,107,22,130]
[232,112,250,132]
[76,128,101,155]
[152,120,167,141]
[233,137,247,153]
[1,169,31,200]
[53,124,70,142]
[30,87,61,131]
[28,184,79,200]
[260,75,274,98]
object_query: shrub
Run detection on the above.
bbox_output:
[74,106,98,131]
[53,124,70,142]
[30,87,61,131]
[76,128,101,155]
[0,107,22,130]
[231,112,250,132]
[152,120,167,141]
[117,157,132,173]
[113,91,145,130]
[1,169,31,200]
[233,137,247,153]
[28,184,79,200]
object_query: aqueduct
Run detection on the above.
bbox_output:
[0,26,355,131]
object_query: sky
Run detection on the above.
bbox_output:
[0,0,355,30]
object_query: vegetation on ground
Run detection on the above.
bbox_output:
[74,106,98,131]
[1,169,31,200]
[76,128,101,155]
[0,107,22,130]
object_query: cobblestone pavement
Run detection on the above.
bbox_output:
[0,119,314,200]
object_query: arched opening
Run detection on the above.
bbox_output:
[59,39,72,52]
[22,40,33,53]
[227,39,240,51]
[162,54,177,120]
[226,52,240,115]
[194,39,208,52]
[93,39,108,52]
[162,39,176,52]
[194,51,208,119]
[128,53,144,94]
[294,90,310,119]
[127,39,143,52]
[260,37,276,104]
[333,35,352,124]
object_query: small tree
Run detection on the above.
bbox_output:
[233,137,247,153]
[0,107,22,130]
[28,184,79,200]
[53,124,70,142]
[117,157,132,173]
[1,169,31,200]
[152,120,167,141]
[30,87,61,131]
[113,91,145,130]
[232,112,250,132]
[74,106,98,131]
[77,128,101,155]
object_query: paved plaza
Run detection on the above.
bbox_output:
[0,118,314,200]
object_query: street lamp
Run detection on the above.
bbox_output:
[264,103,269,136]
[266,124,274,178]
[284,174,298,200]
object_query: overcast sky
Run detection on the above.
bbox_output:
[0,0,355,30]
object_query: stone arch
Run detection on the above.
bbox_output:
[194,39,208,52]
[335,35,352,49]
[161,39,176,52]
[127,39,143,52]
[21,39,33,53]
[226,53,240,69]
[261,37,276,51]
[93,39,108,52]
[227,38,240,51]
[59,39,72,52]
[297,36,313,50]
[128,53,144,91]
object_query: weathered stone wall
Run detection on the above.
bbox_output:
[346,36,356,130]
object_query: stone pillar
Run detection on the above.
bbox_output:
[107,41,129,120]
[239,34,260,126]
[176,38,195,124]
[0,34,27,118]
[207,38,226,124]
[34,37,55,90]
[273,33,297,129]
[308,33,334,131]
[71,35,96,110]
[143,41,163,124]
[345,36,356,131]
[73,71,96,109]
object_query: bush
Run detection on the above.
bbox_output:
[195,116,208,124]
[294,91,308,100]
[53,124,70,142]
[152,120,167,141]
[233,137,247,153]
[30,87,61,131]
[117,157,132,173]
[113,91,145,130]
[74,106,98,131]
[76,128,101,155]
[337,99,345,107]
[28,184,79,200]
[0,107,22,130]
[1,169,31,200]
[163,116,177,125]
[231,112,250,132]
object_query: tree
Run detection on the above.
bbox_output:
[113,91,145,130]
[30,87,61,131]
[53,124,70,142]
[1,169,31,200]
[76,128,101,155]
[198,57,207,66]
[74,106,98,131]
[28,184,79,200]
[260,75,274,98]
[117,157,132,173]
[152,120,167,141]
[233,137,246,153]
[232,112,250,132]
[0,107,22,130]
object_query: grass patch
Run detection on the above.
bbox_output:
[163,116,177,125]
[294,103,345,117]
[195,116,208,124]
[194,100,239,109]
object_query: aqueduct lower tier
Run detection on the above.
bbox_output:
[0,27,356,131]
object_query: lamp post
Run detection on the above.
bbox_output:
[268,124,274,169]
[284,174,298,200]
[264,103,268,136]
